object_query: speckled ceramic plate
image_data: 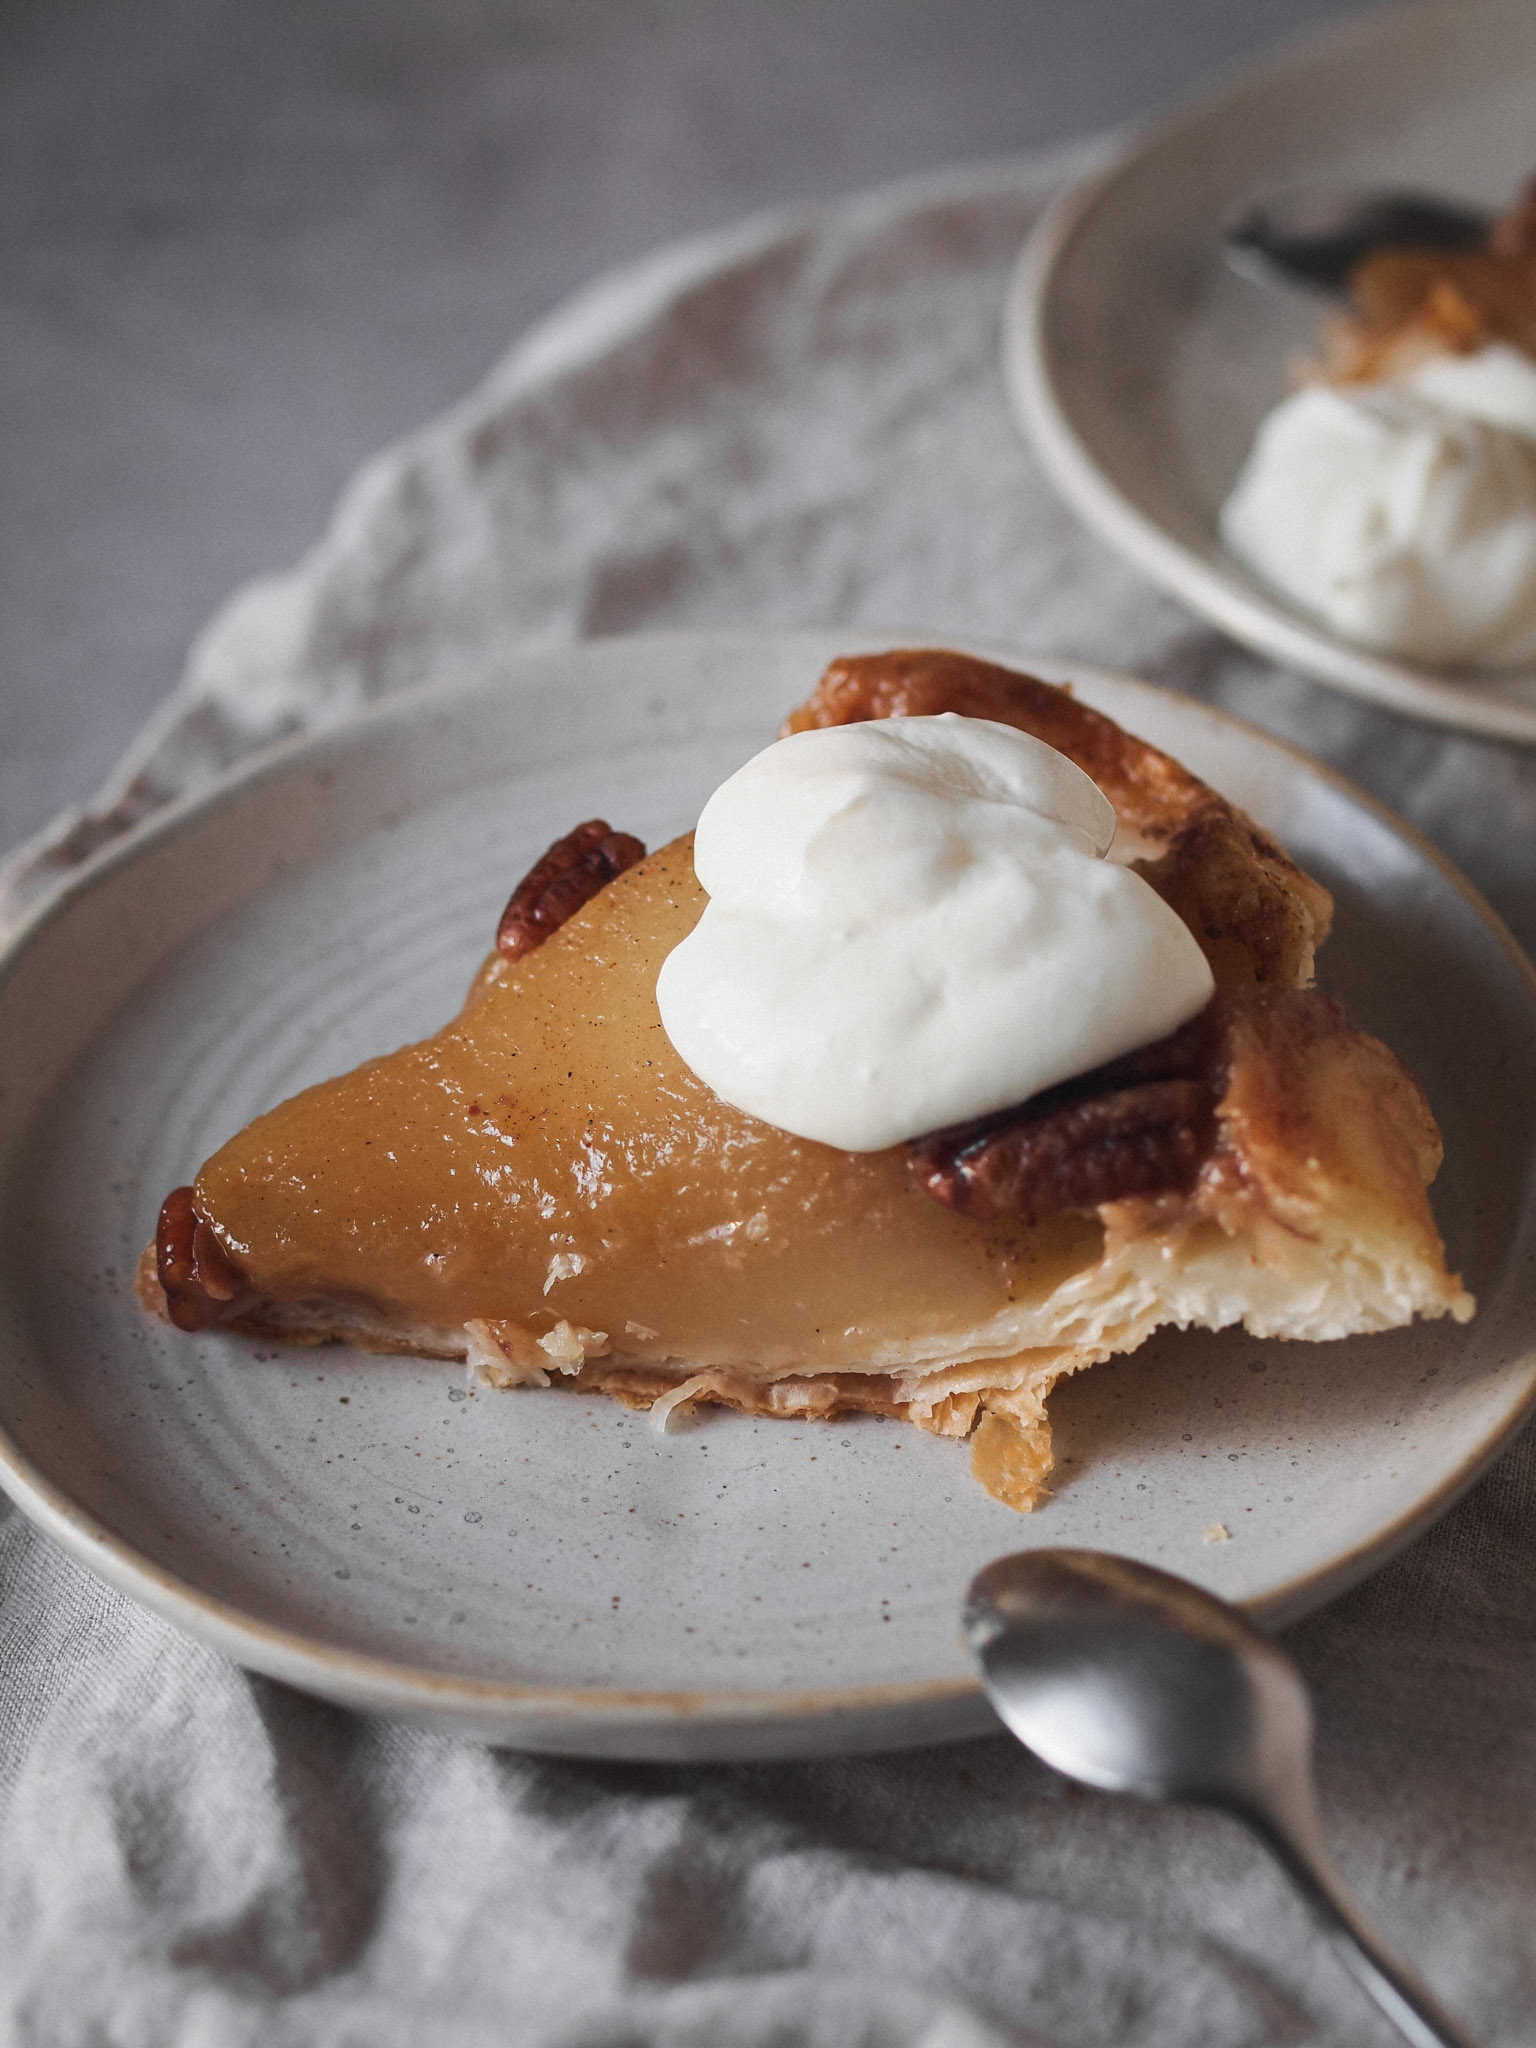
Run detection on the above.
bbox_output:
[0,628,1532,1760]
[1007,0,1536,743]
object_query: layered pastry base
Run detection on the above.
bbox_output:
[139,650,1473,1510]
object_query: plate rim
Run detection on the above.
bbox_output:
[2,624,1533,1752]
[1005,0,1536,747]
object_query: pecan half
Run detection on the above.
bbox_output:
[911,1006,1221,1224]
[496,820,646,960]
[156,1185,244,1332]
[914,1080,1214,1224]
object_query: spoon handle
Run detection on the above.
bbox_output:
[1247,1808,1479,2048]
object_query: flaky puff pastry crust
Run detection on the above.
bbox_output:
[139,651,1472,1511]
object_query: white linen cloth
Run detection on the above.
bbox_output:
[2,147,1533,2048]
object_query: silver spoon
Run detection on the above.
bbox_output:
[964,1550,1478,2048]
[1223,187,1491,297]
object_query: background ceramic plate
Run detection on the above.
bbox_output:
[1007,0,1536,743]
[0,629,1532,1761]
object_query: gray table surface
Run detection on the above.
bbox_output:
[3,0,1376,860]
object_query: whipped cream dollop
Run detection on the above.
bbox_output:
[1220,344,1536,669]
[655,715,1215,1152]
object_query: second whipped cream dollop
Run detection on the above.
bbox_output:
[655,715,1215,1152]
[1220,344,1536,668]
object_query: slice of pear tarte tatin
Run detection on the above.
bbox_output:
[139,650,1472,1511]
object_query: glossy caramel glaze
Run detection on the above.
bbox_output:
[195,837,1100,1372]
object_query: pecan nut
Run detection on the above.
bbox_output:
[156,1185,243,1332]
[914,1079,1214,1224]
[496,820,646,960]
[910,1005,1222,1224]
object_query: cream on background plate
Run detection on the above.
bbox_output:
[0,628,1532,1761]
[1007,0,1536,743]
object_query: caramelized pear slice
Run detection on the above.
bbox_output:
[192,837,1099,1375]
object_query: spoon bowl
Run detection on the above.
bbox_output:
[965,1550,1478,2048]
[1223,187,1491,297]
[964,1548,1309,1812]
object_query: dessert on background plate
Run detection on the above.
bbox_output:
[139,649,1472,1512]
[1222,175,1536,669]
